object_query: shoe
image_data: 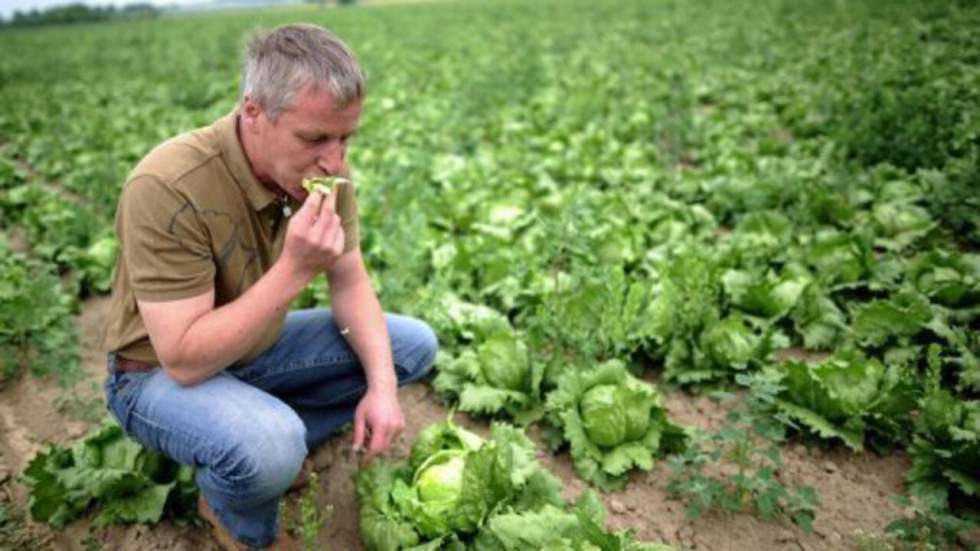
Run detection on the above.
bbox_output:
[198,495,300,551]
[197,494,250,551]
[288,457,313,493]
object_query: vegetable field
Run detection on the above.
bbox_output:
[1,0,979,549]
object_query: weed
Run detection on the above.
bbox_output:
[666,375,819,532]
[282,470,335,551]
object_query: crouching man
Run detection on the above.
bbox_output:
[100,24,437,549]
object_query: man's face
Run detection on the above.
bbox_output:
[241,85,361,201]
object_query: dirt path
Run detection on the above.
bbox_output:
[0,297,913,550]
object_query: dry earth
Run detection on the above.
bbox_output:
[0,297,917,550]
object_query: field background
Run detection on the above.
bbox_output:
[0,0,978,549]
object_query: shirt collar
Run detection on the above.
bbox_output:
[215,110,282,212]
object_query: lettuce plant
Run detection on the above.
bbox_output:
[546,361,686,491]
[473,491,677,551]
[849,289,934,348]
[909,249,980,314]
[722,269,808,321]
[433,330,546,425]
[355,418,565,550]
[805,230,874,288]
[21,418,197,528]
[908,389,980,502]
[766,350,917,451]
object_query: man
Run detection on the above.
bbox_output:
[100,24,437,549]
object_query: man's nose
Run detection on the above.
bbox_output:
[317,141,345,175]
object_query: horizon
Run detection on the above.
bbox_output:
[0,0,297,19]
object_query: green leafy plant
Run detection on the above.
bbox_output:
[545,360,686,491]
[283,470,334,551]
[909,249,980,313]
[0,242,80,385]
[884,492,978,551]
[647,249,728,385]
[666,377,819,532]
[763,350,917,451]
[355,417,565,549]
[849,290,934,349]
[433,329,546,425]
[473,491,677,551]
[355,416,676,550]
[906,388,980,513]
[20,418,197,528]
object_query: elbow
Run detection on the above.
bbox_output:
[158,353,201,387]
[161,362,197,387]
[159,354,219,387]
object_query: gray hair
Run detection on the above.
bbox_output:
[240,24,365,120]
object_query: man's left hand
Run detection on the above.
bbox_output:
[352,386,405,462]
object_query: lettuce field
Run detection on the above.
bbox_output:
[1,0,978,549]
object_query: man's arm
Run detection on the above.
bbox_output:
[328,248,396,393]
[139,188,347,386]
[327,247,405,459]
[138,260,306,386]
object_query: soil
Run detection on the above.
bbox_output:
[0,297,916,550]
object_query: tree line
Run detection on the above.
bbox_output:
[1,3,159,28]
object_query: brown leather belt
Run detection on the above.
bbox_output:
[114,356,158,374]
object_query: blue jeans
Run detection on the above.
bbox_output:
[104,309,437,548]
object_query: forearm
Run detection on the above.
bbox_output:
[330,278,396,393]
[167,260,307,385]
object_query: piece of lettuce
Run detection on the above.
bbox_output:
[301,175,350,195]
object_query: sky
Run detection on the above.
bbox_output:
[0,0,203,18]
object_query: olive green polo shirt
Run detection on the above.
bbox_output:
[101,111,360,365]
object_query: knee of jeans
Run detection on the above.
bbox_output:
[210,410,307,498]
[404,319,439,382]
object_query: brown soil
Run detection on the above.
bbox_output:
[0,297,915,550]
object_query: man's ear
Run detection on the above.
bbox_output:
[240,96,263,133]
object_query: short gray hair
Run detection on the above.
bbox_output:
[240,24,365,120]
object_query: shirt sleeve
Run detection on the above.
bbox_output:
[117,176,216,302]
[336,179,360,253]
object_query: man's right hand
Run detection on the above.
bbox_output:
[280,188,346,282]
